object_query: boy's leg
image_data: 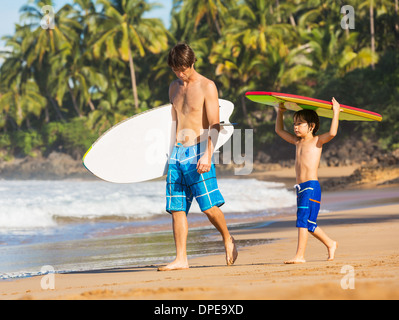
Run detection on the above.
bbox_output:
[158,211,189,271]
[203,206,238,265]
[284,227,308,264]
[311,227,338,261]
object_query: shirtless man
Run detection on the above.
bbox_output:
[275,98,340,264]
[158,43,237,271]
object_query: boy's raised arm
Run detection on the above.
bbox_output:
[318,97,342,145]
[275,103,297,145]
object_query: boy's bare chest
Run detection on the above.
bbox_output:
[296,139,322,157]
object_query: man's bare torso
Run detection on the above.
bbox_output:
[169,75,212,146]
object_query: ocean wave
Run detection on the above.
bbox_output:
[0,179,296,230]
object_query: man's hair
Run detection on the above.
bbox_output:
[294,109,320,136]
[168,43,197,70]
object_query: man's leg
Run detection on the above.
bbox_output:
[203,206,238,266]
[158,211,189,271]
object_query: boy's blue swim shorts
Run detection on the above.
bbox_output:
[166,141,225,214]
[295,180,321,232]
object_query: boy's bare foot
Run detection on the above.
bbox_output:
[327,241,338,261]
[225,236,238,266]
[284,258,306,264]
[157,259,189,271]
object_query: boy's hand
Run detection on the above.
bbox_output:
[277,102,287,113]
[332,97,342,114]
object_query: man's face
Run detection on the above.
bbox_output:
[172,64,194,81]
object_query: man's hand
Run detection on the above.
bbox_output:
[197,152,212,174]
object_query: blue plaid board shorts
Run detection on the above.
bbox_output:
[166,141,225,214]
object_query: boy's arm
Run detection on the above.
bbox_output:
[317,97,341,145]
[275,103,297,145]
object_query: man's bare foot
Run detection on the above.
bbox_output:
[157,259,189,271]
[284,258,306,264]
[327,241,338,261]
[225,236,238,266]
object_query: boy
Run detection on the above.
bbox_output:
[275,98,340,264]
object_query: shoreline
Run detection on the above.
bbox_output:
[0,184,398,300]
[1,150,399,190]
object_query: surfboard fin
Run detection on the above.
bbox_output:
[220,122,237,126]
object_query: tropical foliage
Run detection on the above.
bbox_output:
[0,0,398,160]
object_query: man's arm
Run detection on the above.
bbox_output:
[275,103,297,145]
[317,97,341,146]
[169,82,178,142]
[197,81,219,174]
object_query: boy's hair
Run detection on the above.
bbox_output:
[294,109,320,136]
[168,43,197,70]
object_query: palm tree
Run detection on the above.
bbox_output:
[230,0,295,54]
[178,0,234,38]
[93,0,169,110]
[49,1,109,117]
[19,1,82,119]
[210,41,266,128]
[0,76,47,129]
[207,0,298,127]
[20,1,80,66]
[0,24,49,128]
[358,0,395,69]
[276,0,307,28]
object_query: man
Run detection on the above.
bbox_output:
[158,43,237,271]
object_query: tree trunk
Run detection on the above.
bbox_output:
[289,14,296,28]
[370,1,375,70]
[26,117,31,130]
[128,47,139,110]
[88,98,95,111]
[44,105,50,123]
[241,95,253,129]
[67,82,82,117]
[213,14,222,36]
[395,0,398,36]
[49,96,65,122]
[275,0,281,23]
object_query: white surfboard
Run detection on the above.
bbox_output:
[83,99,235,183]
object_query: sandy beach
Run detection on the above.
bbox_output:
[0,164,398,301]
[1,198,398,300]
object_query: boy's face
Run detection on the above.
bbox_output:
[294,116,314,137]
